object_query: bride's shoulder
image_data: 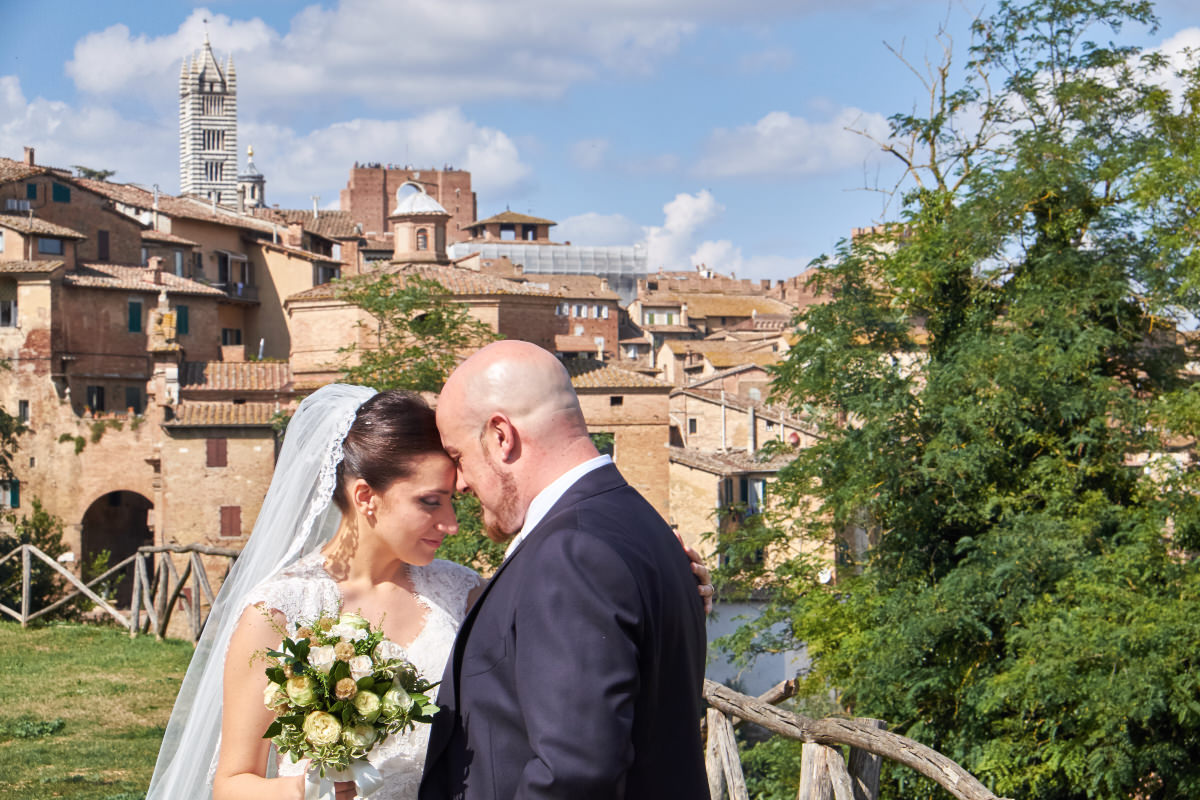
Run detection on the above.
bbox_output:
[240,551,340,626]
[425,558,483,589]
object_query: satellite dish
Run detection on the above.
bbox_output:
[817,567,833,584]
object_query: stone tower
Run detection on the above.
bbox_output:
[179,35,237,204]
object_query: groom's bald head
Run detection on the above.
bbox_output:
[436,341,598,540]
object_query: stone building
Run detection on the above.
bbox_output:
[179,35,238,204]
[340,164,476,242]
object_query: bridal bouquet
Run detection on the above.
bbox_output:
[261,610,439,781]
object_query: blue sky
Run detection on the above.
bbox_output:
[1,0,1196,280]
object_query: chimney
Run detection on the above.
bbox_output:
[237,186,246,215]
[312,195,320,221]
[149,256,165,285]
[599,278,609,293]
[23,147,34,166]
[747,404,757,453]
[680,302,689,327]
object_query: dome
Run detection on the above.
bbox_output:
[392,189,448,216]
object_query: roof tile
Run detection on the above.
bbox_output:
[165,401,279,427]
[64,263,226,297]
[0,214,86,239]
[564,357,671,390]
[180,361,292,392]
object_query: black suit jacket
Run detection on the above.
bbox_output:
[419,464,709,800]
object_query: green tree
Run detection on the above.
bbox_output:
[73,165,116,181]
[337,272,498,393]
[720,2,1200,798]
[0,362,26,480]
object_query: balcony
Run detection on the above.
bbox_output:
[215,282,259,303]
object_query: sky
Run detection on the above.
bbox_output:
[0,0,1196,281]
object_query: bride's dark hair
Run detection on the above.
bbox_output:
[332,390,445,513]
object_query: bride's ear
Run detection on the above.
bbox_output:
[350,479,375,519]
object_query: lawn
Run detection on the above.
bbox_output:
[0,621,194,799]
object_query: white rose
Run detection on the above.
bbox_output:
[309,645,337,674]
[339,612,371,630]
[374,639,404,662]
[342,723,377,749]
[348,655,374,681]
[302,710,342,747]
[330,624,368,642]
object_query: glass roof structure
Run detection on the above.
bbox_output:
[447,242,648,276]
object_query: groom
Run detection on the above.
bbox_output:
[420,340,710,800]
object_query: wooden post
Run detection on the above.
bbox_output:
[129,553,142,637]
[154,554,169,640]
[706,709,727,800]
[709,706,750,800]
[848,719,886,800]
[20,545,31,627]
[190,552,203,643]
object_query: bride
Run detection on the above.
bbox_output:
[147,384,711,800]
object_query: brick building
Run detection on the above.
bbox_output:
[340,164,476,242]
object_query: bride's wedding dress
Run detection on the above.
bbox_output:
[242,551,481,800]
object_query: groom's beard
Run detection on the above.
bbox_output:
[482,455,522,544]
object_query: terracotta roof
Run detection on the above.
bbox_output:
[286,263,554,303]
[250,208,362,239]
[669,446,794,475]
[74,178,279,234]
[726,314,795,332]
[642,292,794,319]
[564,358,671,390]
[707,350,778,369]
[469,210,556,228]
[165,401,279,427]
[0,157,47,184]
[671,387,816,431]
[539,275,620,300]
[642,324,701,334]
[686,363,770,388]
[141,229,197,246]
[0,259,65,275]
[64,263,225,297]
[555,335,601,353]
[618,335,651,345]
[180,361,292,393]
[257,240,345,264]
[0,214,86,239]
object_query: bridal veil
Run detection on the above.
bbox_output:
[146,383,376,799]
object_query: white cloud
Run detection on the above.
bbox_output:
[556,212,643,245]
[695,108,891,178]
[1147,27,1200,101]
[242,108,531,202]
[570,138,611,170]
[688,242,810,281]
[643,190,723,270]
[738,47,794,74]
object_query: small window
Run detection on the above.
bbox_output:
[86,385,105,412]
[0,300,15,328]
[601,305,609,319]
[193,251,202,277]
[37,238,64,255]
[128,300,143,333]
[688,418,698,434]
[207,438,228,468]
[96,230,110,261]
[25,183,37,200]
[52,183,70,203]
[222,328,243,346]
[140,247,147,266]
[124,387,142,414]
[765,419,776,431]
[174,250,184,276]
[219,505,242,538]
[610,396,624,406]
[176,305,189,335]
[416,228,428,251]
[17,400,28,423]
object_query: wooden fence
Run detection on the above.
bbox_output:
[0,543,238,641]
[703,680,1009,800]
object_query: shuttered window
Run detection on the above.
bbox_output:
[219,505,241,538]
[128,300,142,333]
[176,305,189,335]
[206,438,227,467]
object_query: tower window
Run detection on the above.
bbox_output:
[202,129,225,151]
[205,161,223,182]
[203,96,225,115]
[416,229,428,251]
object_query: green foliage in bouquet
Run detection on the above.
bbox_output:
[260,609,439,776]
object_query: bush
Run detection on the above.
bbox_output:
[0,499,71,619]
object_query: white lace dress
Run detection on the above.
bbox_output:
[240,552,481,800]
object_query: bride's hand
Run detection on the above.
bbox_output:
[333,781,357,800]
[676,533,714,614]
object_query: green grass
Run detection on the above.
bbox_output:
[0,621,194,799]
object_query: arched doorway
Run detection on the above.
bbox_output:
[81,491,153,607]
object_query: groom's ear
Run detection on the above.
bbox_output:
[484,413,519,463]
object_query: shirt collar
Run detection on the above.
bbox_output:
[503,454,613,561]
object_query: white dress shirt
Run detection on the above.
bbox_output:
[503,455,614,561]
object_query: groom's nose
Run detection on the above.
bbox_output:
[455,471,471,495]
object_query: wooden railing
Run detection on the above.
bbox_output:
[703,680,1010,800]
[0,543,237,642]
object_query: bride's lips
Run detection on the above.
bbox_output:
[422,536,444,549]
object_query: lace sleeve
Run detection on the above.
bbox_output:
[239,554,343,632]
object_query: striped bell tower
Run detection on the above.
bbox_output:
[179,34,238,204]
